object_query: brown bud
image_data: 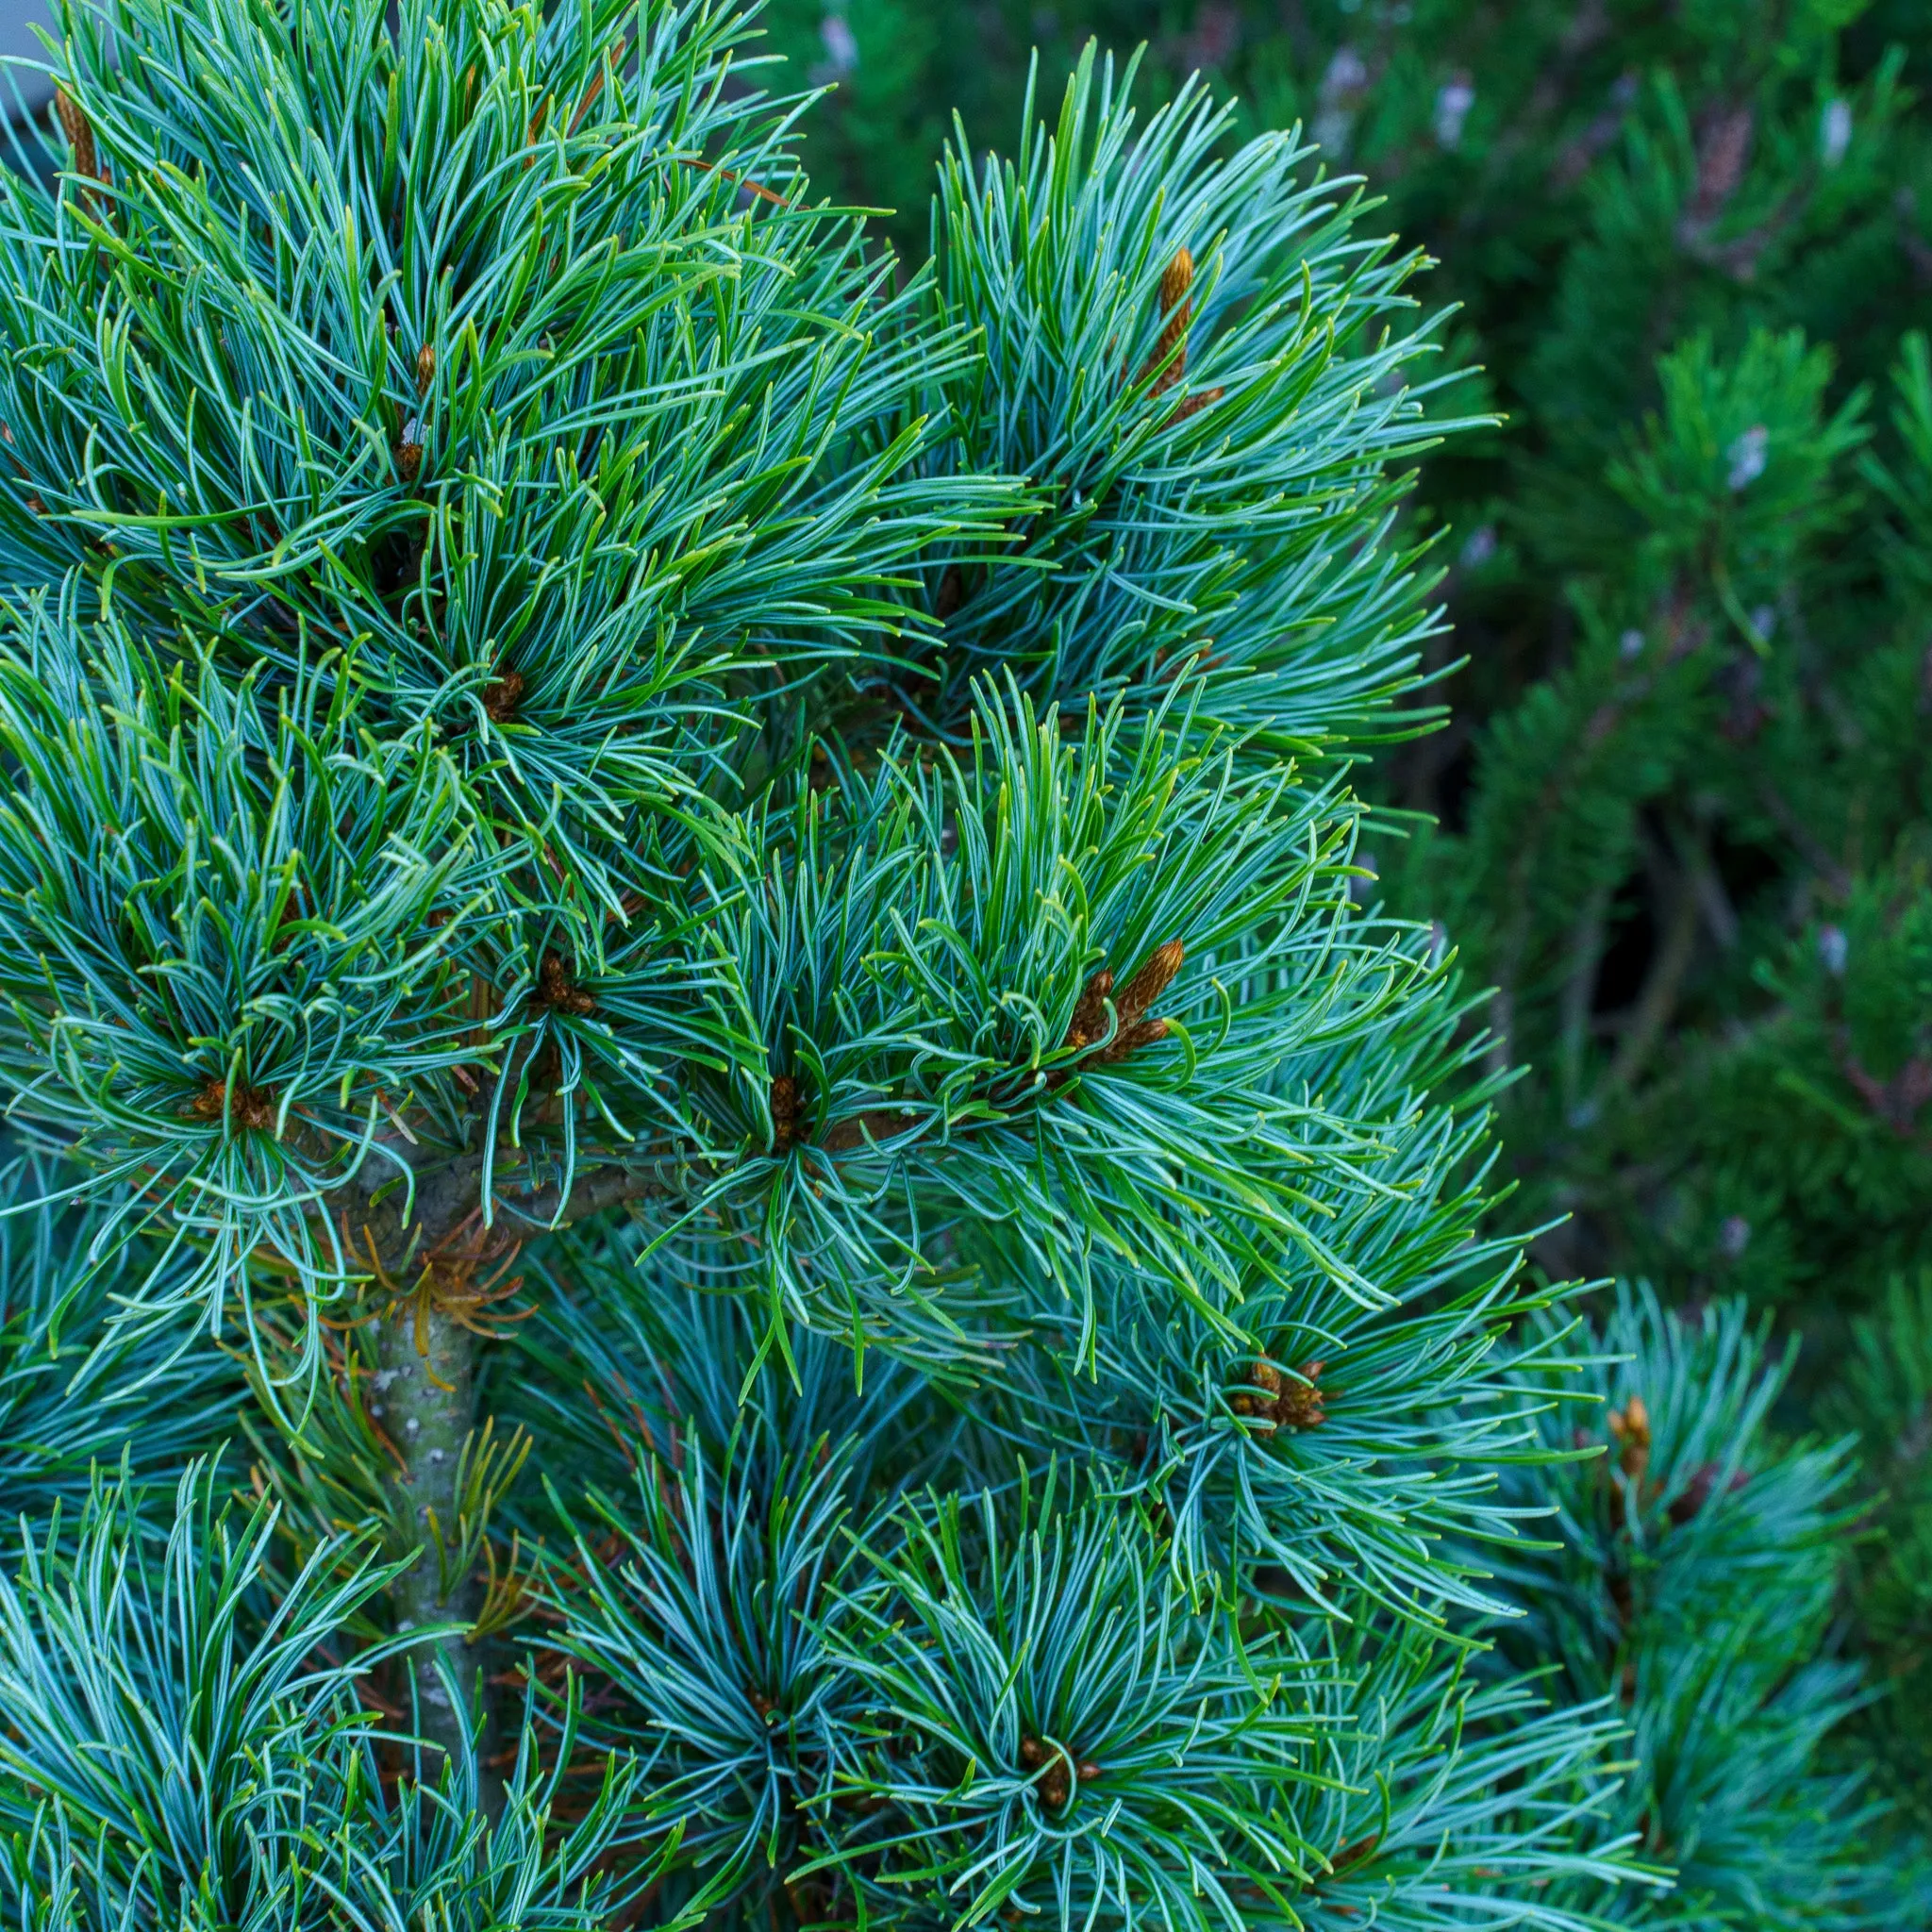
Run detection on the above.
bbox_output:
[770,1073,804,1154]
[534,951,596,1016]
[415,343,436,393]
[482,667,524,721]
[1159,246,1196,317]
[396,439,423,481]
[1076,1759,1102,1783]
[1141,247,1196,396]
[1019,1737,1073,1807]
[1048,969,1116,1083]
[1172,385,1224,424]
[1118,939,1185,1022]
[1068,967,1112,1044]
[54,88,98,186]
[1051,941,1186,1086]
[1092,1015,1166,1067]
[181,1078,277,1135]
[1274,1360,1328,1432]
[1134,1012,1184,1055]
[1607,1393,1652,1486]
[1234,1356,1289,1428]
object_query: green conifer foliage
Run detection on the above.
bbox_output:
[0,1,1680,1923]
[0,1156,242,1518]
[0,0,1922,1922]
[1491,1287,1891,1926]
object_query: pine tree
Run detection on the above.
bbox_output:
[0,2,1731,1923]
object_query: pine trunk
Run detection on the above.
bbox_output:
[374,1304,484,1774]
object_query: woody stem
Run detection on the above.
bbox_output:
[374,1304,490,1782]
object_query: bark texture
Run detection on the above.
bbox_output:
[373,1303,483,1772]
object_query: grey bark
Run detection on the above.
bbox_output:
[372,1302,485,1775]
